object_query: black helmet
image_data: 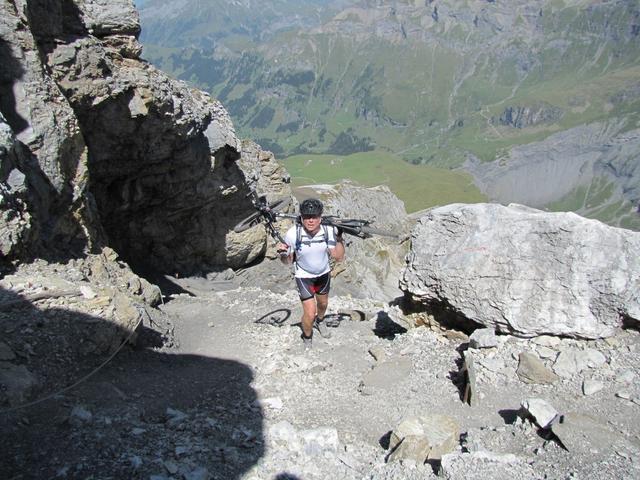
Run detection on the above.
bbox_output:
[299,198,323,216]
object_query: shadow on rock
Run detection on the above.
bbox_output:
[498,408,521,425]
[373,311,407,339]
[448,343,468,403]
[0,286,264,480]
[274,473,302,480]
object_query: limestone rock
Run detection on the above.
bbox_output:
[516,352,559,385]
[582,379,604,396]
[616,369,636,383]
[401,203,640,339]
[76,0,141,37]
[0,0,291,275]
[368,345,386,362]
[70,405,93,425]
[0,341,16,361]
[389,414,460,462]
[552,348,607,378]
[300,427,340,456]
[521,398,559,429]
[268,421,339,456]
[461,350,478,406]
[387,434,431,464]
[469,328,498,349]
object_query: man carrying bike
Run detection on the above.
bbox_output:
[277,198,345,350]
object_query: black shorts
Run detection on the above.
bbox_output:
[295,272,331,301]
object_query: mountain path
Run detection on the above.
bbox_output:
[1,269,639,479]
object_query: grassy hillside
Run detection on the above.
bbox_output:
[140,1,640,167]
[282,151,486,213]
[547,176,640,231]
[138,0,640,227]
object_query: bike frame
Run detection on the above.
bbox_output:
[237,192,397,243]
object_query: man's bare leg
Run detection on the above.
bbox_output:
[301,297,317,338]
[316,293,328,320]
[314,293,331,338]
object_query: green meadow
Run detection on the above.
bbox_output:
[281,150,486,213]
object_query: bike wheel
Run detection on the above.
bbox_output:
[359,225,398,239]
[233,197,292,233]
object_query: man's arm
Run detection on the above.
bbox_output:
[277,242,293,264]
[278,227,295,265]
[329,229,345,262]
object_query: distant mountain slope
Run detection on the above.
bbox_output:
[138,0,640,229]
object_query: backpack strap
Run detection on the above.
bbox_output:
[295,222,330,253]
[295,221,302,252]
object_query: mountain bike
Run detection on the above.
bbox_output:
[233,192,398,240]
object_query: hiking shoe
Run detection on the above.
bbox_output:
[314,316,332,338]
[302,334,313,351]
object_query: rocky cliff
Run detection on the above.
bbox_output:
[465,122,640,230]
[0,0,290,275]
[0,0,294,401]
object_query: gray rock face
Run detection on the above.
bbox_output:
[1,2,91,259]
[388,414,460,463]
[465,122,640,229]
[521,398,558,429]
[77,0,141,36]
[0,115,34,261]
[495,103,564,129]
[469,328,498,349]
[400,203,640,338]
[0,362,37,406]
[516,352,559,385]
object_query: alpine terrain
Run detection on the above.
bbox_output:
[1,1,639,480]
[138,0,640,229]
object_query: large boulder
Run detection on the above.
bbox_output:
[400,203,640,339]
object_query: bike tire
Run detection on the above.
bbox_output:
[358,225,398,239]
[233,197,292,233]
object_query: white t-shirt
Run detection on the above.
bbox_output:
[284,223,337,278]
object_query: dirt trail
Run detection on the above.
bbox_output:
[1,271,639,480]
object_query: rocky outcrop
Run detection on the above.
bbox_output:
[0,247,169,407]
[1,1,93,262]
[0,0,294,392]
[0,113,33,260]
[400,203,640,339]
[494,103,563,129]
[0,0,291,274]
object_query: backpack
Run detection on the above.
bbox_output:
[292,221,331,271]
[295,221,330,253]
